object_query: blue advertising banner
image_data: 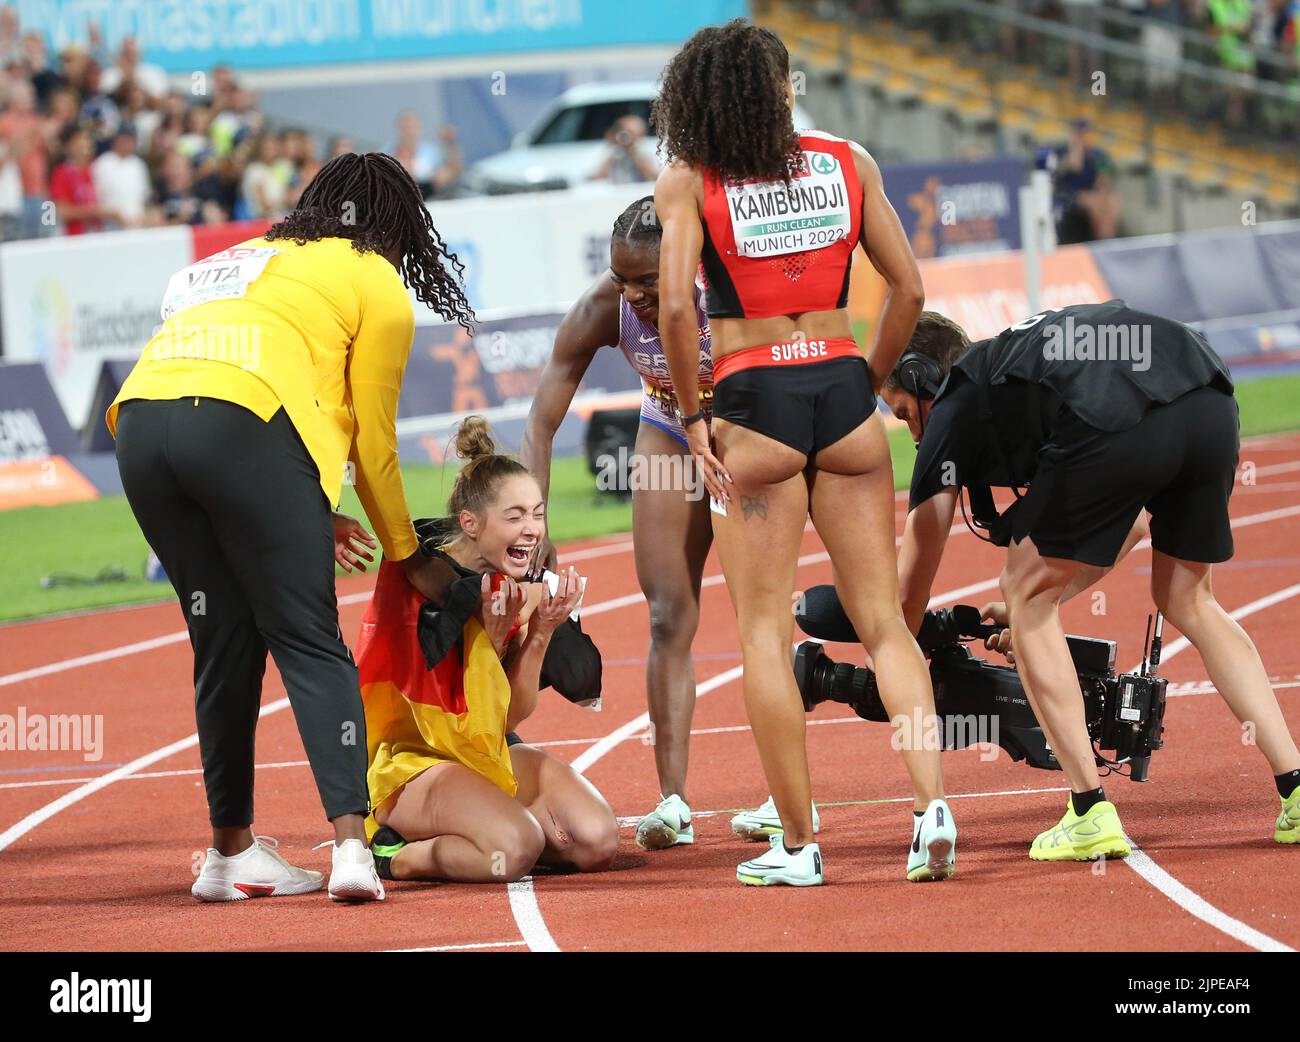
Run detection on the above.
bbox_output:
[395,310,642,462]
[883,156,1026,258]
[0,362,79,463]
[12,0,745,72]
[403,310,639,417]
[1090,221,1300,326]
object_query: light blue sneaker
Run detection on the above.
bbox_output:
[731,795,821,840]
[636,793,694,850]
[907,799,957,882]
[737,835,824,887]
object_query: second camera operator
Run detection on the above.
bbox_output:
[876,301,1300,861]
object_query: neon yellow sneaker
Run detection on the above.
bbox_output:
[1029,799,1131,862]
[1276,786,1300,844]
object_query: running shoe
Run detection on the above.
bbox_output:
[635,793,694,850]
[327,838,386,901]
[190,835,323,902]
[736,835,824,887]
[370,826,408,881]
[906,799,957,882]
[1276,784,1300,844]
[731,795,821,840]
[1029,799,1131,862]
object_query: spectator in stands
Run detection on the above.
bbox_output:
[117,82,162,152]
[285,129,323,208]
[92,125,150,228]
[387,110,462,197]
[210,87,260,157]
[1264,0,1299,76]
[192,149,243,222]
[0,103,22,240]
[1060,0,1105,87]
[40,86,78,158]
[209,64,236,96]
[241,131,288,219]
[0,78,49,237]
[327,134,354,159]
[49,125,120,234]
[101,36,168,102]
[1041,117,1121,243]
[1143,0,1187,100]
[78,60,121,141]
[589,114,660,184]
[1205,0,1256,125]
[58,44,93,99]
[154,146,203,225]
[177,103,215,162]
[0,6,23,69]
[22,32,65,107]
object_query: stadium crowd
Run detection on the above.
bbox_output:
[0,11,462,241]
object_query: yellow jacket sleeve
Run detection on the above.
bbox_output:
[348,269,419,561]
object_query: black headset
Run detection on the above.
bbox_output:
[894,351,945,401]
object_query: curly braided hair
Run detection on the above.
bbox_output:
[610,194,661,252]
[264,152,475,333]
[651,18,800,185]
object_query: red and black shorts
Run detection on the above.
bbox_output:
[710,336,876,456]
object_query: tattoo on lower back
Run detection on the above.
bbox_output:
[740,494,768,521]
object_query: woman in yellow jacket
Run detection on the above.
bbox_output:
[107,153,472,904]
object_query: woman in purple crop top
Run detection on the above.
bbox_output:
[521,196,732,851]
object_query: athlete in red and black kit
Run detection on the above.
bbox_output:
[653,19,955,887]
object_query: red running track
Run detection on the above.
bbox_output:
[1,435,1299,952]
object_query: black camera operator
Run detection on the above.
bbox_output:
[867,301,1300,861]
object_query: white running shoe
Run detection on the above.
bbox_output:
[906,799,957,882]
[736,835,824,887]
[327,838,386,902]
[635,794,694,850]
[190,835,323,902]
[731,795,821,841]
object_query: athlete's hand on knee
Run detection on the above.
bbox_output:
[332,512,377,573]
[686,419,731,505]
[979,601,1014,663]
[482,573,525,654]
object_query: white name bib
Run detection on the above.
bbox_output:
[725,149,851,258]
[160,246,281,320]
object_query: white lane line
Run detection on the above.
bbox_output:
[615,784,1074,828]
[0,590,374,689]
[1254,460,1300,477]
[557,541,634,564]
[1116,581,1300,953]
[384,940,528,952]
[0,697,288,853]
[506,878,559,953]
[1150,582,1300,668]
[1123,850,1295,953]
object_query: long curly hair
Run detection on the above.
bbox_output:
[651,18,800,185]
[264,152,475,333]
